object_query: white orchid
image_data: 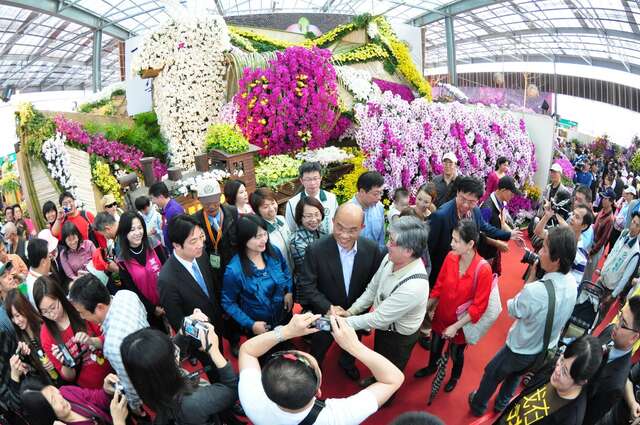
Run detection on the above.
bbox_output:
[42,132,77,196]
[296,147,354,166]
[334,66,381,103]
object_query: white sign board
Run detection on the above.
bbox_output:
[517,111,556,189]
[125,36,153,116]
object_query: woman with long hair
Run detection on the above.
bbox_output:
[5,289,60,385]
[42,201,59,230]
[34,276,111,388]
[59,221,96,281]
[116,211,168,331]
[415,220,493,393]
[222,214,293,339]
[121,320,237,425]
[493,335,604,425]
[224,179,254,215]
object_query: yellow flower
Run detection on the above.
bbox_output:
[259,119,267,125]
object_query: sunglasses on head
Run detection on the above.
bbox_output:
[270,350,320,388]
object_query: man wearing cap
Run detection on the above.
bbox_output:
[584,187,615,283]
[544,163,569,203]
[433,152,458,208]
[101,193,123,221]
[37,229,68,292]
[192,178,241,356]
[478,176,521,275]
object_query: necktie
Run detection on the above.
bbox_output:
[191,262,209,297]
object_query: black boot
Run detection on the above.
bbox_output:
[444,343,466,392]
[414,333,444,378]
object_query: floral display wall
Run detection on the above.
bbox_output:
[132,15,230,170]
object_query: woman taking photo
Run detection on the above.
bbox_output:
[493,335,603,425]
[414,220,492,393]
[116,211,168,331]
[250,188,293,271]
[121,314,237,425]
[42,201,59,230]
[59,222,96,281]
[413,183,437,221]
[34,276,111,389]
[481,156,510,203]
[289,197,326,304]
[5,289,60,385]
[222,214,293,339]
[224,179,254,215]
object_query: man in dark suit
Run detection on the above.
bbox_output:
[478,176,520,275]
[428,176,521,288]
[158,214,223,363]
[584,296,640,425]
[299,203,384,380]
[191,178,240,355]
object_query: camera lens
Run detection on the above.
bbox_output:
[520,249,539,265]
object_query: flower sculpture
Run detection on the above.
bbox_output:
[42,132,77,196]
[132,15,230,170]
[354,92,537,197]
[235,46,339,155]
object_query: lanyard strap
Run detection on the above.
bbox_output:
[203,210,224,252]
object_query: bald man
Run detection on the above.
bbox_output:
[299,203,385,380]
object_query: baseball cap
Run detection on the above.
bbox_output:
[497,176,522,196]
[442,152,458,164]
[624,186,637,196]
[549,163,563,174]
[37,229,58,253]
[600,187,616,199]
[196,178,221,203]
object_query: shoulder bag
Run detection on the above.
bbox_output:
[528,279,557,373]
[455,258,502,344]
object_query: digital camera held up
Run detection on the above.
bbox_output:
[182,317,208,340]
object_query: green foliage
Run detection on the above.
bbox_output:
[205,123,249,154]
[78,89,126,114]
[631,151,640,174]
[111,88,125,97]
[383,59,397,75]
[83,111,167,158]
[352,13,373,28]
[17,103,55,158]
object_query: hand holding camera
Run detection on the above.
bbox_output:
[330,316,361,354]
[283,312,321,340]
[9,353,27,382]
[110,386,129,425]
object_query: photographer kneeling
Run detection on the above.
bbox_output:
[238,313,404,425]
[120,309,238,425]
[469,226,578,416]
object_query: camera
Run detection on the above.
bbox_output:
[62,206,72,214]
[58,344,77,368]
[521,249,539,266]
[182,317,208,340]
[314,317,331,332]
[114,382,125,395]
[550,197,571,220]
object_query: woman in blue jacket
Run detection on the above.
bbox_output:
[222,214,293,345]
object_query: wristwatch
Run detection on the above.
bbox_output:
[274,325,285,343]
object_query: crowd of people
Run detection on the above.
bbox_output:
[0,149,638,425]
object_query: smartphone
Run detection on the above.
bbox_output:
[57,344,76,368]
[114,382,125,395]
[314,317,331,332]
[182,317,206,339]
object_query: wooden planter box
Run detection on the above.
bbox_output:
[323,163,354,189]
[140,68,162,78]
[208,145,261,193]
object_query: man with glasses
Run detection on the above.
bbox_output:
[350,171,386,250]
[285,162,338,235]
[584,296,640,425]
[428,176,521,288]
[238,313,403,425]
[298,203,384,380]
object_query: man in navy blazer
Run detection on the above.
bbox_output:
[428,176,522,288]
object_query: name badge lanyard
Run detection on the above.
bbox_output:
[204,211,223,269]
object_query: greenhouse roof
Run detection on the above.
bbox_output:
[0,0,639,93]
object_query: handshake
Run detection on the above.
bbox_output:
[327,305,351,318]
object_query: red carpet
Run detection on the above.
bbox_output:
[221,238,618,425]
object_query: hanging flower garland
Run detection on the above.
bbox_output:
[235,46,339,155]
[42,132,77,196]
[354,92,537,197]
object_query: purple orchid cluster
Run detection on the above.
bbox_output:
[235,46,339,155]
[328,115,352,141]
[54,115,168,179]
[354,92,537,197]
[553,157,575,180]
[371,78,415,102]
[506,194,533,218]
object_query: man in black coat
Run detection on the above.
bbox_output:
[584,296,640,425]
[299,203,385,380]
[191,178,241,355]
[158,214,223,380]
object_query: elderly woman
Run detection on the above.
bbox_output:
[289,196,326,305]
[414,220,493,393]
[343,216,430,385]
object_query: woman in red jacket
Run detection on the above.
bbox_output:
[414,219,492,393]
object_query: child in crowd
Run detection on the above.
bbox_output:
[134,196,163,248]
[388,188,409,223]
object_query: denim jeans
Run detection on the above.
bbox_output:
[470,345,538,414]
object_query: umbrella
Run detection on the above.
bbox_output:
[427,339,451,405]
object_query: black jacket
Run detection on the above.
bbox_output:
[298,235,384,315]
[158,253,222,334]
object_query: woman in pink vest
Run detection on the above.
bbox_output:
[116,211,168,332]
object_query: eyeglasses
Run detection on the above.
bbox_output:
[40,299,60,317]
[615,311,640,333]
[105,203,117,209]
[457,193,479,207]
[270,350,320,387]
